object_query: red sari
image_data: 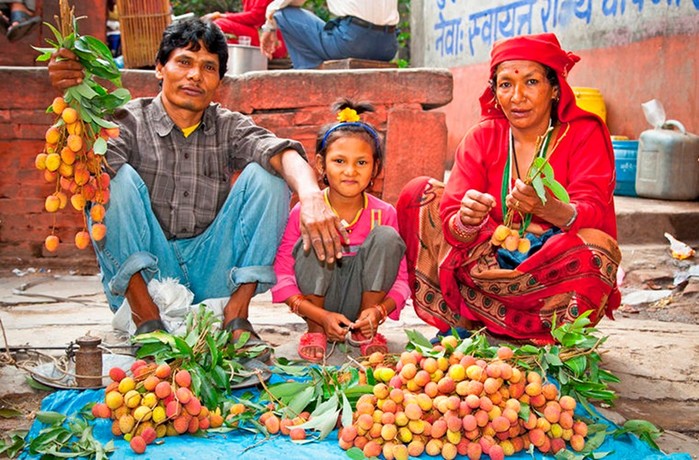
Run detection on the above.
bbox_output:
[397,83,621,344]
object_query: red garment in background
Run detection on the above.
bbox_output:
[214,0,288,59]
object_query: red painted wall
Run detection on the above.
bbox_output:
[439,34,699,168]
[0,67,452,270]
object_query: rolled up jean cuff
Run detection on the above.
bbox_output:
[107,251,159,297]
[229,265,277,295]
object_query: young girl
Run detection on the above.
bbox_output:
[271,99,410,362]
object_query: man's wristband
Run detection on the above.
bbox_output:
[260,23,277,33]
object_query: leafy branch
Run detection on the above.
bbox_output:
[264,360,373,441]
[132,305,272,410]
[33,0,130,155]
[24,411,114,460]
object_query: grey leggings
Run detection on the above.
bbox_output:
[293,226,406,321]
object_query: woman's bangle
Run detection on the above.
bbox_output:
[449,214,488,241]
[563,205,578,230]
[287,294,305,316]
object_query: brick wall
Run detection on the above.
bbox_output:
[0,67,452,271]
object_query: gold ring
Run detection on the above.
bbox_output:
[514,200,520,208]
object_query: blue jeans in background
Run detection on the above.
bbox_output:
[274,7,398,69]
[89,163,290,313]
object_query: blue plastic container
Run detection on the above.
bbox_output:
[612,140,638,196]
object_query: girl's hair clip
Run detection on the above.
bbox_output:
[337,107,360,122]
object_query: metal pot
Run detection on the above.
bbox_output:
[226,44,268,76]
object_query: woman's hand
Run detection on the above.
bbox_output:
[508,179,574,228]
[459,189,496,226]
[48,48,84,91]
[320,312,353,342]
[352,307,382,338]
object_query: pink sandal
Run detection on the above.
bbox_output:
[350,331,389,356]
[298,332,327,363]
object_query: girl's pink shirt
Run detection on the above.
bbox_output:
[271,193,410,320]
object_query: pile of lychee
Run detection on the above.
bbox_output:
[341,338,589,460]
[490,224,531,254]
[36,96,118,252]
[91,360,223,455]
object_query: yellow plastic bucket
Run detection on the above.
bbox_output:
[573,87,607,123]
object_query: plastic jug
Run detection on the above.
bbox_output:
[636,120,699,200]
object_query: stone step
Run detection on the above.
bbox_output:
[614,196,698,245]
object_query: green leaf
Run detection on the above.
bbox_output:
[340,392,353,428]
[347,447,367,460]
[35,411,66,425]
[531,175,547,204]
[531,157,554,178]
[405,329,433,349]
[547,179,570,203]
[93,136,107,155]
[0,408,23,419]
[284,386,315,419]
[293,406,340,440]
[267,381,309,400]
[563,356,588,377]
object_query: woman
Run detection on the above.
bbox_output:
[203,0,288,59]
[397,33,621,344]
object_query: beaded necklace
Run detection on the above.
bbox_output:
[500,122,554,233]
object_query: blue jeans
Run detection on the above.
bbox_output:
[274,8,398,69]
[89,163,290,313]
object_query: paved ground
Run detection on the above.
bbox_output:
[0,241,697,458]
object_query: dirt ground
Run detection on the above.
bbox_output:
[0,243,697,456]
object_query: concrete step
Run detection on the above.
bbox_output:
[614,196,698,245]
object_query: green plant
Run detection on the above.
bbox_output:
[132,305,271,410]
[264,359,373,440]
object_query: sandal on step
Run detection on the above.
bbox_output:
[297,332,327,363]
[7,10,41,42]
[224,317,273,363]
[349,330,388,356]
[134,318,168,335]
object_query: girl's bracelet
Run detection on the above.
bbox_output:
[373,303,388,325]
[450,214,489,241]
[287,294,305,316]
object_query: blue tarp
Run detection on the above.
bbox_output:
[22,379,692,460]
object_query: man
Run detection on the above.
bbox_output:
[259,0,399,69]
[48,18,347,356]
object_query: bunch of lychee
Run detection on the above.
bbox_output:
[257,408,310,441]
[91,360,223,455]
[36,96,118,252]
[341,338,588,460]
[490,224,531,254]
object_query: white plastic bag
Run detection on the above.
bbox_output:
[111,278,230,335]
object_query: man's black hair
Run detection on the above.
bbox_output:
[156,18,228,79]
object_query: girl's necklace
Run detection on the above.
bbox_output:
[500,121,554,232]
[323,188,366,231]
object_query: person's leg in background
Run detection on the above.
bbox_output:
[273,6,328,69]
[1,0,41,42]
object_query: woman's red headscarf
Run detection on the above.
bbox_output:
[479,33,590,123]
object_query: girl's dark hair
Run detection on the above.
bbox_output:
[315,98,384,178]
[156,18,228,79]
[489,64,560,121]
